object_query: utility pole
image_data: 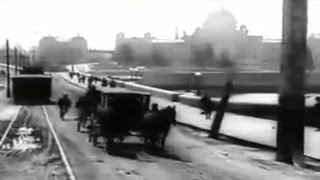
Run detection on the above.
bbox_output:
[277,0,307,166]
[14,47,18,74]
[5,40,11,98]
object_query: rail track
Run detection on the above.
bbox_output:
[0,105,76,180]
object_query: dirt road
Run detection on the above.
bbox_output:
[51,75,320,180]
[0,106,68,180]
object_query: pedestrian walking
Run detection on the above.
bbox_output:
[58,93,72,120]
[200,93,215,120]
[110,79,116,88]
[101,78,108,87]
[306,47,315,80]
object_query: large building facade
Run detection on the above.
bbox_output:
[114,32,192,67]
[114,9,320,70]
[38,36,88,64]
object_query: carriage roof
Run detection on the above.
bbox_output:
[98,87,151,96]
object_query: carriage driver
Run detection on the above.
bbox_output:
[151,103,159,113]
[58,93,72,120]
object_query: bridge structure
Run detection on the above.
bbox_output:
[0,63,23,75]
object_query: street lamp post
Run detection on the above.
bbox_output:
[14,48,18,75]
[186,72,190,92]
[129,67,134,80]
[5,40,11,98]
[194,72,202,95]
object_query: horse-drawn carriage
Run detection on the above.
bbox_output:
[77,87,176,152]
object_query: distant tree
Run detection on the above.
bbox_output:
[217,50,234,68]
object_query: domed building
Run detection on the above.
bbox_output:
[202,9,237,38]
[200,9,239,61]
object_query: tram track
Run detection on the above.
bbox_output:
[0,105,76,180]
[42,106,76,180]
[0,106,22,148]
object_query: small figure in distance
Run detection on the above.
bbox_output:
[69,72,74,79]
[200,93,215,120]
[110,79,116,88]
[58,93,72,120]
[101,78,108,87]
[88,76,94,85]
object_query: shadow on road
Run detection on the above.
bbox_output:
[106,142,187,162]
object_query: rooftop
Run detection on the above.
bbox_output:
[152,39,186,44]
[98,87,151,96]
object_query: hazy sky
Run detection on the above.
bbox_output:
[0,0,319,50]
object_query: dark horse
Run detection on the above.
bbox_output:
[92,105,176,152]
[140,106,177,148]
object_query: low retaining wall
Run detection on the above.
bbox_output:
[123,82,180,102]
[178,94,202,108]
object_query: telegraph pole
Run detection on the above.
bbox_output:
[277,0,307,166]
[14,47,18,74]
[5,40,11,98]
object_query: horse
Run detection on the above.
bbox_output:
[140,105,176,148]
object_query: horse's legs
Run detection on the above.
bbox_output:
[161,133,167,148]
[106,137,114,152]
[208,112,212,119]
[205,112,210,119]
[92,133,98,147]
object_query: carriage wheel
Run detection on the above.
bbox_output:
[88,131,92,143]
[92,135,98,147]
[105,138,114,153]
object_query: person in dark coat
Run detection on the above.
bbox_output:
[151,103,159,113]
[58,94,72,120]
[200,93,215,120]
[101,78,108,87]
[69,72,74,79]
[77,74,81,83]
[88,76,94,85]
[85,85,100,116]
[83,76,87,84]
[110,79,116,88]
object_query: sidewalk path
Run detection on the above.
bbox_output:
[59,73,320,160]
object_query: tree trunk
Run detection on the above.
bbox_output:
[277,0,307,166]
[210,71,234,138]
